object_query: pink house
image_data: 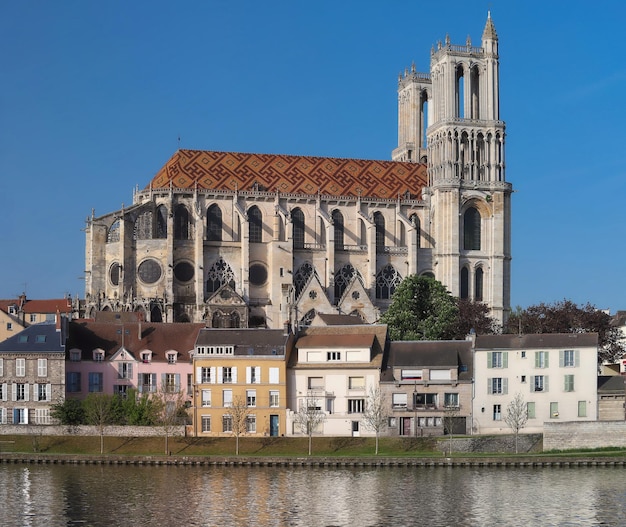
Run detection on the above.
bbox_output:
[66,320,205,402]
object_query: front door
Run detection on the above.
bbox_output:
[270,415,279,436]
[352,421,360,437]
[400,417,411,436]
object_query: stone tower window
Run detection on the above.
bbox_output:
[174,205,191,240]
[374,212,385,252]
[248,206,263,243]
[475,267,484,301]
[332,210,344,250]
[463,207,481,250]
[207,204,222,242]
[156,205,168,239]
[292,208,305,249]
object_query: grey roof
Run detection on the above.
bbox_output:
[475,333,598,350]
[196,328,293,356]
[312,313,364,326]
[381,340,473,382]
[597,375,626,393]
[0,322,65,353]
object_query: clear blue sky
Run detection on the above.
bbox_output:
[2,1,625,312]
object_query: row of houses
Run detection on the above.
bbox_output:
[0,312,616,438]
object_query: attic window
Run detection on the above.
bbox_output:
[141,352,152,363]
[18,335,28,343]
[401,369,422,380]
[36,335,46,343]
[93,351,104,362]
[8,306,16,315]
[167,352,177,364]
[70,350,81,362]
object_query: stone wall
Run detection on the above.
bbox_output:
[543,421,626,451]
[437,434,543,454]
[0,425,186,437]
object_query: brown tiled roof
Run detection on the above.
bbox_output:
[475,333,598,349]
[0,298,71,314]
[313,314,365,326]
[147,150,427,199]
[68,321,205,361]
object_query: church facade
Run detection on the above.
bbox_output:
[84,14,511,329]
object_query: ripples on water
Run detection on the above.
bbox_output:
[0,464,625,526]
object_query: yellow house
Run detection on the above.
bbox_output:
[192,328,294,437]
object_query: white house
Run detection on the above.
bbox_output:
[473,334,598,435]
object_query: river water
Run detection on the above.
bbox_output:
[0,463,625,526]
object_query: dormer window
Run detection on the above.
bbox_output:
[167,352,177,364]
[141,352,152,364]
[8,305,16,315]
[327,351,341,361]
[70,350,81,362]
[93,350,104,362]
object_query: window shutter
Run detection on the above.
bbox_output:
[0,408,5,424]
[246,367,251,384]
[559,351,564,367]
[34,384,38,401]
[12,383,16,402]
[487,378,493,394]
[161,373,166,389]
[196,366,202,383]
[46,384,51,400]
[23,409,28,424]
[232,367,237,384]
[545,376,549,392]
[545,352,549,368]
[128,363,133,379]
[255,367,261,384]
[24,384,29,402]
[503,352,508,368]
[530,376,535,392]
[269,368,279,384]
[175,374,181,390]
[1,383,6,402]
[534,353,540,368]
[211,367,216,384]
[503,378,508,395]
[575,350,580,367]
[487,352,492,368]
[217,367,223,384]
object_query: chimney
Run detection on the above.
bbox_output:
[56,309,61,332]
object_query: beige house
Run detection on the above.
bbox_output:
[473,334,598,435]
[0,295,73,343]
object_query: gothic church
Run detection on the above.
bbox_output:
[84,14,511,329]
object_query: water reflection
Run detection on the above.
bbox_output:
[0,464,625,526]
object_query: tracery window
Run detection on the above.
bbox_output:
[248,206,263,243]
[107,220,120,243]
[174,205,191,240]
[207,204,222,242]
[300,309,316,327]
[334,264,363,300]
[292,208,305,249]
[212,311,241,328]
[293,262,314,299]
[463,207,481,250]
[134,211,153,240]
[332,210,344,250]
[206,258,236,294]
[376,265,402,299]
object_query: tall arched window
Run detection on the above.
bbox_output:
[460,267,469,299]
[334,264,362,300]
[156,205,168,239]
[463,207,481,250]
[292,208,305,249]
[475,267,484,301]
[248,206,263,243]
[174,205,191,240]
[207,204,223,242]
[374,212,385,252]
[332,210,344,250]
[376,265,402,299]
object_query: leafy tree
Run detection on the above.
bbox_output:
[451,298,500,338]
[50,398,85,426]
[229,396,251,456]
[504,300,625,365]
[361,387,388,455]
[380,275,458,340]
[293,392,327,456]
[504,392,528,454]
[83,393,114,454]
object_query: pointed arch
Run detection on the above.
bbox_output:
[107,220,120,243]
[156,205,168,238]
[174,204,191,240]
[206,258,236,294]
[292,208,305,249]
[300,309,316,328]
[248,206,263,243]
[294,262,314,299]
[409,213,421,249]
[460,266,469,299]
[463,207,481,250]
[376,265,402,299]
[332,210,344,250]
[475,267,484,301]
[334,263,363,300]
[374,212,385,252]
[134,210,153,240]
[207,204,223,242]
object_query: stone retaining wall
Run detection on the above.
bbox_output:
[0,425,186,437]
[543,421,626,451]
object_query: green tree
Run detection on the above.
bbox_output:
[380,275,458,341]
[504,300,625,365]
[50,398,85,426]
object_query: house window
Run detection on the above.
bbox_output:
[70,350,81,362]
[521,351,526,358]
[30,314,37,323]
[201,415,211,433]
[526,402,535,419]
[327,351,341,361]
[15,359,25,377]
[141,352,151,363]
[246,390,256,407]
[67,372,81,393]
[0,383,6,402]
[414,393,437,408]
[223,389,233,408]
[6,323,12,331]
[348,377,365,390]
[269,368,279,384]
[401,369,423,380]
[535,351,549,368]
[201,390,211,407]
[37,359,47,377]
[15,383,27,401]
[167,353,177,364]
[222,415,233,432]
[493,404,501,421]
[200,367,212,383]
[246,415,256,433]
[247,366,260,384]
[578,401,587,417]
[35,408,50,425]
[139,373,156,393]
[488,351,507,368]
[392,393,408,409]
[564,374,575,392]
[532,375,548,393]
[164,373,179,392]
[89,373,104,393]
[37,383,50,401]
[0,359,3,376]
[444,393,459,407]
[269,390,279,408]
[93,351,104,362]
[114,385,128,397]
[14,408,27,425]
[550,402,559,418]
[488,378,507,395]
[308,377,323,390]
[561,350,578,368]
[118,363,133,380]
[222,367,233,383]
[348,399,365,414]
[187,373,193,396]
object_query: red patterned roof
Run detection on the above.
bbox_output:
[148,150,427,199]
